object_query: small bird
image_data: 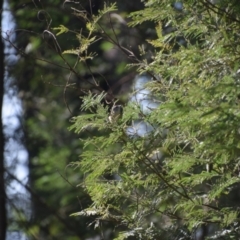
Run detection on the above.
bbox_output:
[108,105,123,123]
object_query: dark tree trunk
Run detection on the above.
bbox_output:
[0,0,7,238]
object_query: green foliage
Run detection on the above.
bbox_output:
[54,3,117,61]
[53,25,69,36]
[8,0,143,238]
[69,0,240,239]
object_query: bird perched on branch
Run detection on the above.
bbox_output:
[108,105,123,123]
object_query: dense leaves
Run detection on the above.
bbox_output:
[69,0,240,239]
[4,0,240,239]
[5,0,146,239]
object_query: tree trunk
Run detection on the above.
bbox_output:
[0,0,7,238]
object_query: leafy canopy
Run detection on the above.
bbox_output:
[68,0,240,239]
